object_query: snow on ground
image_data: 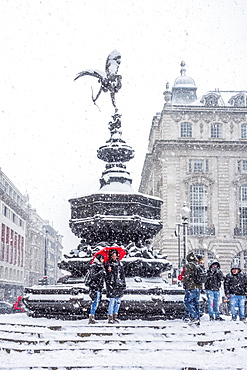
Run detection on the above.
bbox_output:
[0,313,246,369]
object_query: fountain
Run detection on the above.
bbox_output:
[23,51,187,320]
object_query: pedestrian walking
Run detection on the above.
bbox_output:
[205,261,225,321]
[182,252,206,326]
[88,254,106,324]
[105,249,126,323]
[224,264,247,321]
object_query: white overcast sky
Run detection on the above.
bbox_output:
[0,0,247,252]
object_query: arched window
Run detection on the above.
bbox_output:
[211,123,222,138]
[239,185,247,235]
[190,184,208,235]
[241,123,247,139]
[181,122,192,138]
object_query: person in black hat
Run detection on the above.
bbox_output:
[105,249,126,323]
[224,264,247,321]
[88,254,106,324]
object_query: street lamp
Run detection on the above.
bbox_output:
[181,203,190,267]
[175,223,182,273]
[44,230,48,277]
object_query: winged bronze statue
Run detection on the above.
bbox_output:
[74,50,122,113]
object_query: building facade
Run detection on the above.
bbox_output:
[24,207,63,287]
[0,168,63,302]
[0,169,28,301]
[139,62,247,275]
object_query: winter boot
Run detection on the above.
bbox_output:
[108,314,114,324]
[88,314,96,324]
[113,313,120,323]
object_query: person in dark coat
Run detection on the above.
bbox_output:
[224,264,247,321]
[205,260,225,321]
[88,254,106,324]
[182,252,203,325]
[105,249,126,323]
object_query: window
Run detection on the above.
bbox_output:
[3,206,9,218]
[12,213,16,224]
[189,159,209,173]
[241,124,247,139]
[211,123,222,138]
[190,184,208,235]
[239,185,247,235]
[243,161,247,173]
[238,160,247,174]
[181,122,192,138]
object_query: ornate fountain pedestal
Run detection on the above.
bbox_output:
[23,51,195,320]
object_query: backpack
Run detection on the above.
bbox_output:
[193,265,207,284]
[84,269,92,286]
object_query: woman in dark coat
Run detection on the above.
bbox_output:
[205,260,224,321]
[105,249,126,323]
[88,254,106,324]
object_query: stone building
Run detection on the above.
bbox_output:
[0,168,63,302]
[139,62,247,275]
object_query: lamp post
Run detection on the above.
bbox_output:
[181,203,190,267]
[175,223,182,273]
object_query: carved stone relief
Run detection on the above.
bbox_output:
[200,93,220,107]
[228,93,246,107]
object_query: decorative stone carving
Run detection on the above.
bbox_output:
[200,112,215,123]
[217,113,229,123]
[163,82,172,104]
[200,93,220,107]
[170,112,184,122]
[187,113,201,123]
[184,174,214,187]
[232,114,246,124]
[200,122,203,134]
[228,93,246,107]
[233,175,247,187]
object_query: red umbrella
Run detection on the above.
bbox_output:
[91,246,126,264]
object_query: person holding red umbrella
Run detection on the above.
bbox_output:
[104,249,126,323]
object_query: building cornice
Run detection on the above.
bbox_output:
[152,140,247,153]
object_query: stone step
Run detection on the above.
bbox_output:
[1,344,247,354]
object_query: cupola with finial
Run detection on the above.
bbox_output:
[172,61,197,104]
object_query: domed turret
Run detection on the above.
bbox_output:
[172,61,197,104]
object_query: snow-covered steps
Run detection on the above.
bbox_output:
[0,314,247,369]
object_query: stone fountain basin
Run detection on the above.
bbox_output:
[23,277,206,320]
